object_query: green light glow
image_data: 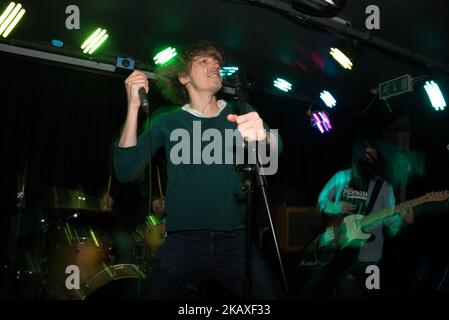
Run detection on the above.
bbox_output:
[81,28,108,54]
[89,227,100,247]
[153,47,177,65]
[0,2,26,38]
[148,215,158,226]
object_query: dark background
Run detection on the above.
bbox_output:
[0,0,448,299]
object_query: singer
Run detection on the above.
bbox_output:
[114,41,283,299]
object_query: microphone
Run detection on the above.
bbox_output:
[139,87,149,114]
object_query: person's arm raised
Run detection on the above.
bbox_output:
[119,70,149,147]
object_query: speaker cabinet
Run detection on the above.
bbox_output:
[275,205,324,252]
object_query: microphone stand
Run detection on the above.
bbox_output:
[233,75,290,300]
[138,85,152,299]
[232,75,254,299]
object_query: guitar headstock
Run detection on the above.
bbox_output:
[422,190,449,202]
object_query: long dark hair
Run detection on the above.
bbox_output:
[351,138,425,189]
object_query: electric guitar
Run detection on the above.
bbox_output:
[309,191,449,265]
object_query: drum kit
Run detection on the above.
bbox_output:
[8,187,166,300]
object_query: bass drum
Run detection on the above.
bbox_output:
[83,217,166,300]
[43,221,112,300]
[83,264,147,299]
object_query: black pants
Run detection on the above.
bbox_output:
[300,249,383,300]
[110,225,136,264]
[144,230,284,300]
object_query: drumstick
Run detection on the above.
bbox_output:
[156,165,164,199]
[106,175,112,207]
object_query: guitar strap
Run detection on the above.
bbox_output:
[365,178,383,214]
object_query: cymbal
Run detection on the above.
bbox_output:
[43,187,103,212]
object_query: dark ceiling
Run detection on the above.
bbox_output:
[4,0,449,103]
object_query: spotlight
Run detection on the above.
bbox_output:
[330,40,364,71]
[0,2,26,38]
[311,111,332,134]
[154,47,177,65]
[320,90,337,108]
[330,47,353,70]
[81,28,109,54]
[274,78,292,92]
[424,81,446,111]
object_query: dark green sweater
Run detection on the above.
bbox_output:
[114,102,281,232]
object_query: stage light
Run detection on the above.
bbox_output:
[330,39,365,71]
[311,112,325,133]
[320,90,337,108]
[311,111,332,134]
[81,28,109,54]
[330,47,353,70]
[274,78,292,92]
[424,81,446,111]
[318,111,332,131]
[0,2,26,38]
[291,0,346,17]
[153,47,177,65]
[220,66,239,77]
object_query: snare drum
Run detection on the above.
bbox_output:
[133,215,166,266]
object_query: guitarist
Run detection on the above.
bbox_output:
[301,139,414,299]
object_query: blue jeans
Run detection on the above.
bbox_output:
[144,230,283,300]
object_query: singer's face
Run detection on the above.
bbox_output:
[181,55,222,94]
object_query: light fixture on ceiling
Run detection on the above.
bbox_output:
[424,80,446,111]
[0,2,26,38]
[153,47,177,65]
[330,47,353,70]
[320,90,337,108]
[311,111,333,134]
[274,78,292,92]
[81,28,109,55]
[329,39,365,71]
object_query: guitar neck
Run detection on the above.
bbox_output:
[361,195,428,228]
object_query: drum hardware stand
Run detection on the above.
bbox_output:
[233,75,290,300]
[5,169,47,299]
[2,175,27,298]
